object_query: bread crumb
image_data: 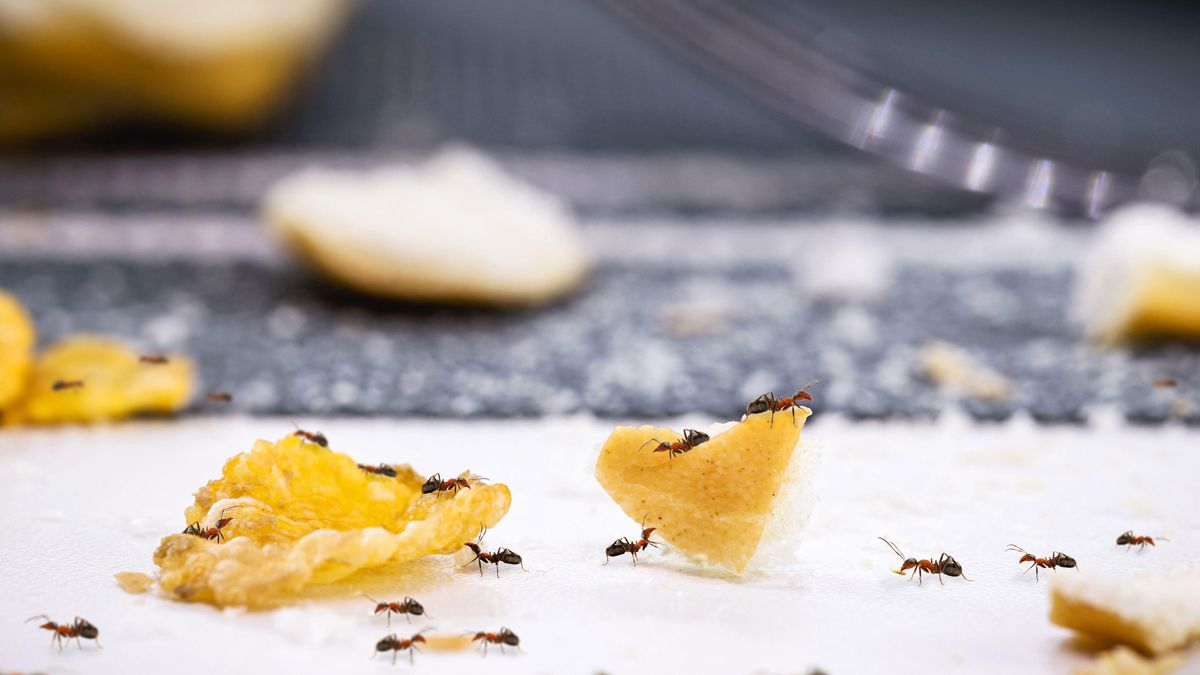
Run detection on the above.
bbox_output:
[1075,646,1183,675]
[918,341,1013,401]
[115,571,155,593]
[1051,566,1200,655]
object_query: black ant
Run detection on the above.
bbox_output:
[472,627,520,656]
[362,594,428,625]
[182,506,239,542]
[422,472,475,496]
[746,381,820,426]
[373,629,429,665]
[26,615,100,650]
[292,428,328,447]
[879,537,972,585]
[604,514,662,565]
[1116,530,1169,550]
[206,391,233,403]
[51,380,83,391]
[358,463,397,477]
[1005,545,1077,582]
[639,429,709,459]
[138,355,169,364]
[463,528,526,577]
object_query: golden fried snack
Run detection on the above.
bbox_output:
[0,290,35,409]
[1051,567,1200,656]
[155,434,511,607]
[594,408,810,574]
[6,336,193,425]
[1075,647,1184,675]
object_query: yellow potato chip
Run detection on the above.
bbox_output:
[0,289,35,410]
[7,336,193,425]
[594,407,810,573]
[155,434,511,607]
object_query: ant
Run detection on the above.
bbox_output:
[472,627,520,656]
[138,355,169,364]
[1116,530,1169,550]
[1153,378,1179,388]
[25,615,100,650]
[206,391,233,403]
[422,472,474,496]
[292,428,328,447]
[51,380,83,391]
[639,429,709,459]
[362,594,429,625]
[463,528,526,577]
[358,463,397,477]
[1005,545,1077,582]
[878,537,972,586]
[746,381,820,426]
[182,506,239,542]
[373,629,429,665]
[604,514,662,565]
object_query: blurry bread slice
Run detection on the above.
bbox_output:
[1074,205,1200,343]
[0,0,351,136]
[262,147,591,306]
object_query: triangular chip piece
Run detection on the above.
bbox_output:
[595,407,809,573]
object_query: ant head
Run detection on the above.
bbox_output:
[746,394,773,415]
[411,633,428,644]
[421,474,441,494]
[641,526,657,540]
[77,620,99,639]
[405,598,425,615]
[606,540,628,557]
[463,541,482,554]
[900,558,919,571]
[1116,531,1134,545]
[940,555,963,577]
[376,635,399,651]
[498,549,523,565]
[1053,553,1077,568]
[500,628,520,646]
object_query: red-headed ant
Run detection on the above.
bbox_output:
[463,528,526,578]
[639,429,709,459]
[138,355,169,364]
[1153,378,1179,388]
[182,506,239,543]
[604,514,662,565]
[26,615,100,650]
[422,472,475,496]
[362,594,428,625]
[746,381,820,426]
[1005,545,1077,582]
[472,627,520,656]
[51,380,83,391]
[293,428,328,447]
[879,537,972,585]
[1116,530,1168,550]
[373,629,429,665]
[358,463,397,477]
[206,391,233,403]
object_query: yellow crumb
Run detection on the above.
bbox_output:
[423,634,474,652]
[919,340,1013,401]
[154,434,511,607]
[114,571,155,593]
[0,290,35,410]
[1051,567,1200,656]
[1074,646,1183,675]
[594,408,809,574]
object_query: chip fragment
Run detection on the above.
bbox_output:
[1051,567,1200,656]
[6,336,194,425]
[0,289,35,410]
[155,434,511,607]
[594,407,811,574]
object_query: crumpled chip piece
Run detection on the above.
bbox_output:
[0,289,36,410]
[154,433,511,607]
[595,407,811,574]
[6,336,194,425]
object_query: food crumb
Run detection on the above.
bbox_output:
[1075,646,1183,675]
[919,340,1014,401]
[115,571,155,593]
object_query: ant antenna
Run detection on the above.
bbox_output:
[25,614,51,623]
[878,537,906,560]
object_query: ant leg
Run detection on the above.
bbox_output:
[496,563,501,579]
[500,643,506,655]
[937,571,944,586]
[392,649,398,665]
[410,648,415,665]
[478,559,484,576]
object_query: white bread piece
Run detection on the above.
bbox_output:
[262,147,591,306]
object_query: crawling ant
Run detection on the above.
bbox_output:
[639,429,709,459]
[463,528,526,577]
[182,506,239,543]
[1005,545,1077,582]
[51,380,83,391]
[292,428,328,447]
[358,463,397,477]
[362,594,428,625]
[138,354,169,364]
[206,391,233,403]
[1153,378,1179,388]
[25,615,100,650]
[422,472,474,496]
[746,381,820,426]
[879,537,972,586]
[472,627,520,656]
[1116,530,1168,550]
[604,514,662,565]
[373,629,429,665]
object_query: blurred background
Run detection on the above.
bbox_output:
[1,0,1198,423]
